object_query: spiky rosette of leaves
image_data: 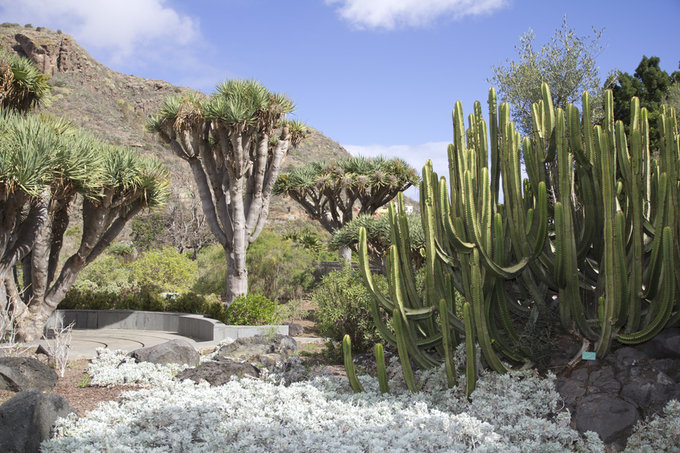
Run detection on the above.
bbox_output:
[0,49,50,112]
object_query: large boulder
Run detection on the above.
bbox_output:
[175,360,259,386]
[636,328,680,359]
[0,390,75,453]
[574,393,639,447]
[128,340,200,367]
[0,357,58,392]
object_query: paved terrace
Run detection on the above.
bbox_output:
[36,309,324,359]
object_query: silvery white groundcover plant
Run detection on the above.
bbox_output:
[40,348,675,452]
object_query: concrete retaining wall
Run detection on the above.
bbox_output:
[46,309,288,341]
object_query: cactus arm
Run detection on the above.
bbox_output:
[393,308,417,392]
[595,121,619,357]
[463,171,530,278]
[342,335,364,393]
[618,227,675,343]
[470,248,509,373]
[489,88,501,207]
[439,298,457,388]
[613,210,629,329]
[642,173,668,300]
[463,302,476,399]
[374,343,390,394]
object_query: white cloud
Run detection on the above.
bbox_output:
[327,0,507,30]
[344,142,450,198]
[0,0,199,63]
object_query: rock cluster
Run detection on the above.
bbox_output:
[177,334,300,386]
[556,328,680,448]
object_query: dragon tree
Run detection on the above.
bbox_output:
[274,156,419,262]
[0,52,169,342]
[148,80,307,303]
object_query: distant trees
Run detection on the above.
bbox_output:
[330,207,425,267]
[274,156,418,261]
[0,52,169,341]
[607,56,680,150]
[488,16,603,135]
[148,80,307,304]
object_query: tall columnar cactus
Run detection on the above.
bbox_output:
[342,335,364,393]
[347,83,680,393]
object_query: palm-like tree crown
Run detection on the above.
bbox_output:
[0,49,50,113]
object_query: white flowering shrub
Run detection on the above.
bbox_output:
[87,348,190,387]
[624,400,680,452]
[42,346,611,452]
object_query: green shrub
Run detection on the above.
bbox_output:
[194,231,317,302]
[247,230,315,302]
[166,292,226,323]
[130,247,198,293]
[193,244,226,295]
[130,213,166,251]
[74,254,133,293]
[275,298,310,322]
[107,243,136,262]
[61,287,227,322]
[226,293,277,325]
[313,267,387,358]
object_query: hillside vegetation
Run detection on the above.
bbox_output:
[0,22,352,223]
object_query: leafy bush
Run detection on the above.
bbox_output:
[275,299,310,322]
[130,213,167,251]
[247,230,316,302]
[60,288,226,323]
[129,247,198,293]
[226,293,277,326]
[74,254,133,294]
[193,244,226,296]
[194,231,317,302]
[313,267,387,357]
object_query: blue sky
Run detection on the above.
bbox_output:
[1,0,679,195]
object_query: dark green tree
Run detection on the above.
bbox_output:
[607,56,680,150]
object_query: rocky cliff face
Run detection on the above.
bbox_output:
[0,23,350,223]
[11,30,86,75]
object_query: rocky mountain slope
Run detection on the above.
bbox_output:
[0,23,351,223]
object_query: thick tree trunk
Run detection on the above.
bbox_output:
[339,245,352,265]
[225,247,248,306]
[15,305,52,342]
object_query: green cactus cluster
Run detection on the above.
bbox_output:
[343,83,680,395]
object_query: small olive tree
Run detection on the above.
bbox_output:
[148,80,307,304]
[274,156,418,261]
[488,16,603,135]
